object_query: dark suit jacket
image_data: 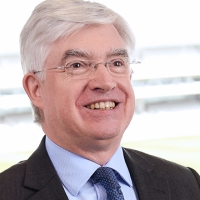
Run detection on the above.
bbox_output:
[0,136,200,200]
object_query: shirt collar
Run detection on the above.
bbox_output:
[104,147,133,187]
[45,137,132,196]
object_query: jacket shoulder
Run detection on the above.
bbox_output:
[123,147,200,199]
[0,160,36,199]
[0,160,27,182]
[123,147,200,185]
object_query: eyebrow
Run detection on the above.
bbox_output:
[60,48,129,63]
[60,49,90,63]
[106,48,129,58]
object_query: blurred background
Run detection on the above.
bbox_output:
[0,0,200,173]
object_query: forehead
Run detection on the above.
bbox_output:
[47,24,127,65]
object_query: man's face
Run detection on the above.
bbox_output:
[39,24,135,151]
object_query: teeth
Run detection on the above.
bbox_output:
[87,101,116,110]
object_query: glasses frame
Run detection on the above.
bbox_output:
[33,58,141,78]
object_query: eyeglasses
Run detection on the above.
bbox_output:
[33,57,140,79]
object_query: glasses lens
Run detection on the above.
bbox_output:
[65,60,91,79]
[107,58,130,76]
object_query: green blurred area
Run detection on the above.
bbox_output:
[1,135,200,174]
[0,151,32,173]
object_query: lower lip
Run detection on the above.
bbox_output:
[86,107,115,110]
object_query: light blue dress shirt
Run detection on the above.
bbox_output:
[45,137,138,200]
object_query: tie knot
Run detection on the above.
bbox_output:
[91,167,124,200]
[91,167,118,185]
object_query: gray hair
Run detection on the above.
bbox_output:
[20,0,135,124]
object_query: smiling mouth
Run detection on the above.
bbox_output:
[86,101,116,110]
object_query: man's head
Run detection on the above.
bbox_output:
[21,0,135,124]
[22,0,135,158]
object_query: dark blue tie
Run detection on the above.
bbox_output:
[91,167,124,200]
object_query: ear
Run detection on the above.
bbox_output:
[23,73,43,109]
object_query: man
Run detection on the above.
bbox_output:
[0,0,199,199]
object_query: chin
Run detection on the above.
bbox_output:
[91,127,124,140]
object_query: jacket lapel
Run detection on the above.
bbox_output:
[27,176,69,200]
[123,148,171,200]
[24,137,69,200]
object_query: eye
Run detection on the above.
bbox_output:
[70,62,84,69]
[112,59,125,67]
[65,60,87,70]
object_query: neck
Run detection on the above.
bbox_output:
[71,142,120,166]
[48,134,121,166]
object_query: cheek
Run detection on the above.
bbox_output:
[123,80,135,113]
[130,86,135,103]
[53,82,83,114]
[129,85,135,108]
[122,78,134,99]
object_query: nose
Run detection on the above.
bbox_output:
[88,63,116,92]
